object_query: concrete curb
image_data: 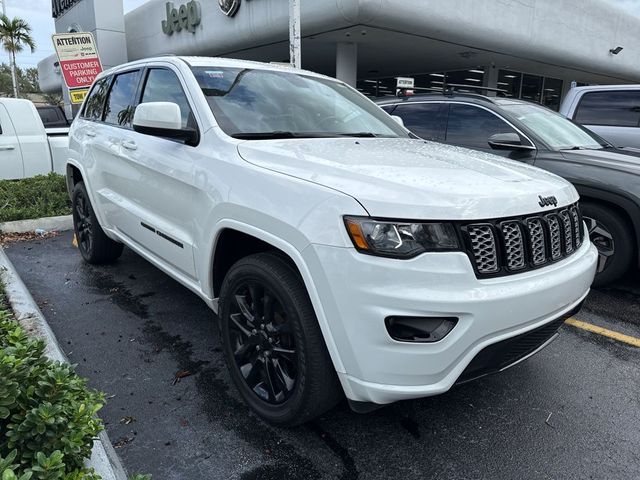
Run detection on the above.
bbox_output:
[0,248,128,480]
[0,215,73,234]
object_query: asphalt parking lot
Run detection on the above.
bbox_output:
[5,231,640,480]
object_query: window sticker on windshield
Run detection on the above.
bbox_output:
[205,71,225,78]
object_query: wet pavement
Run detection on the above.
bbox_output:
[5,231,640,480]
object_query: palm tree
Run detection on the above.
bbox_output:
[0,15,35,98]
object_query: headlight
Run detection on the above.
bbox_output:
[344,216,460,258]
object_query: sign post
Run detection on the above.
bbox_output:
[52,32,103,109]
[289,0,301,69]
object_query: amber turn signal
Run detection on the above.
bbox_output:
[345,219,370,250]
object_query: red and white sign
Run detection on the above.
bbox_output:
[52,32,103,90]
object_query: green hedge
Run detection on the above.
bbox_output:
[0,296,150,480]
[0,174,71,223]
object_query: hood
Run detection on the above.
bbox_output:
[561,148,640,175]
[238,138,578,220]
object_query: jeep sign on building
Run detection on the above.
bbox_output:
[41,0,640,111]
[161,1,202,35]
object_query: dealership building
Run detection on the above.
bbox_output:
[41,0,640,112]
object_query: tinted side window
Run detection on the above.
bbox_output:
[82,77,110,121]
[38,107,68,128]
[446,104,518,149]
[104,70,142,127]
[574,91,640,127]
[38,108,57,124]
[392,103,447,141]
[140,69,194,129]
[380,105,396,114]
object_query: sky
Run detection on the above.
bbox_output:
[3,0,148,69]
[3,0,640,69]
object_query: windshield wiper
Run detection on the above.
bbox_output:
[231,131,337,140]
[336,132,379,138]
[563,145,614,151]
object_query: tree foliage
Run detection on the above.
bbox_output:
[0,15,36,97]
[0,64,40,97]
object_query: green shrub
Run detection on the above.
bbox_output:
[0,297,150,480]
[0,305,103,480]
[0,174,71,223]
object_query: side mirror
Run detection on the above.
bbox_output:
[488,132,535,151]
[133,102,198,145]
[391,115,405,127]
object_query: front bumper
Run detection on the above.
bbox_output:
[303,240,598,404]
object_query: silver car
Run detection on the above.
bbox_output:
[560,85,640,149]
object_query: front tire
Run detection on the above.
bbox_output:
[72,181,124,264]
[582,202,633,287]
[219,252,342,426]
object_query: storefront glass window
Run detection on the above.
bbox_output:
[445,69,484,92]
[496,70,564,111]
[497,70,522,98]
[521,74,543,103]
[542,77,563,111]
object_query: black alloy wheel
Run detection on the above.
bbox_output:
[228,282,297,404]
[584,216,615,274]
[71,182,124,264]
[74,187,94,256]
[219,252,342,426]
[581,202,633,287]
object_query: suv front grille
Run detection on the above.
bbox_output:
[461,203,584,278]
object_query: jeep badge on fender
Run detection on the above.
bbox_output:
[539,195,558,208]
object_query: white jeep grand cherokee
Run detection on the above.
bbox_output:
[67,57,598,426]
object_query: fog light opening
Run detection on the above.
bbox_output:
[385,316,458,343]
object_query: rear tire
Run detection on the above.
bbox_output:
[582,202,633,287]
[219,252,342,426]
[72,181,124,264]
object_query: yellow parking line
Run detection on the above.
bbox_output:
[565,318,640,348]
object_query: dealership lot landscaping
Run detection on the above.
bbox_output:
[5,232,640,480]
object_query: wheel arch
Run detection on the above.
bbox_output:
[66,163,84,198]
[576,185,640,267]
[209,221,348,376]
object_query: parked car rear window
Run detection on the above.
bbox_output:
[37,107,68,128]
[392,103,447,141]
[446,104,519,149]
[141,69,194,130]
[103,70,142,127]
[82,77,110,122]
[574,90,640,127]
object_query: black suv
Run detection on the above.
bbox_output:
[378,93,640,285]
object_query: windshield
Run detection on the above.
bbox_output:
[191,67,409,139]
[500,103,608,151]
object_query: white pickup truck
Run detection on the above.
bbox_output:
[68,57,598,425]
[0,98,69,180]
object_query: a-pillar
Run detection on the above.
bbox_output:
[336,42,358,87]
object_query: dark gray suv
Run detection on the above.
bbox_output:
[378,93,640,285]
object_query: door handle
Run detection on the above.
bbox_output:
[0,145,15,151]
[85,130,97,137]
[122,140,138,151]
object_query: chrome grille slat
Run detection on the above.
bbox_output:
[467,225,499,274]
[501,222,525,270]
[465,203,583,278]
[526,218,546,266]
[546,215,562,260]
[570,206,582,248]
[560,210,574,254]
